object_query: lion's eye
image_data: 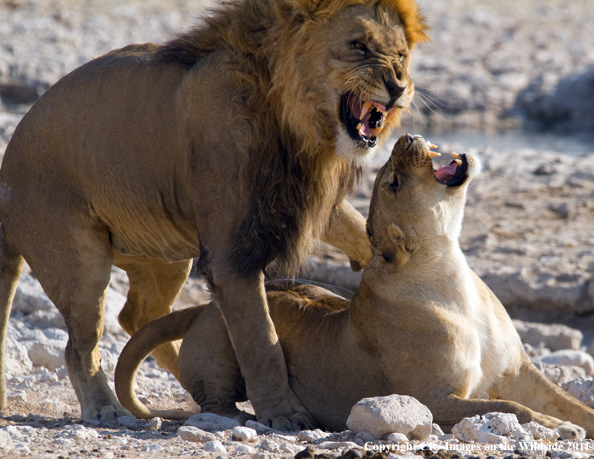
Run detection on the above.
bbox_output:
[353,41,369,55]
[390,176,400,193]
[398,52,407,60]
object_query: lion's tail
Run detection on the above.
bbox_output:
[115,305,204,420]
[0,224,25,410]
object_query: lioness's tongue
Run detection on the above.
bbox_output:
[435,163,459,183]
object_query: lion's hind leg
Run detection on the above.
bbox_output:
[0,226,24,410]
[114,254,192,381]
[490,359,594,439]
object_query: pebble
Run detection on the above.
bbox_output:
[185,413,241,431]
[203,440,226,453]
[297,429,327,442]
[177,426,218,443]
[232,426,258,441]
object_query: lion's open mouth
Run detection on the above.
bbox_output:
[340,92,391,148]
[434,153,468,187]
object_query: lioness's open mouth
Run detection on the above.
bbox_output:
[434,153,468,187]
[340,92,392,148]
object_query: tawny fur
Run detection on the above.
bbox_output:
[0,0,427,428]
[116,135,594,440]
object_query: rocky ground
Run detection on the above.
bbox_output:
[2,0,594,458]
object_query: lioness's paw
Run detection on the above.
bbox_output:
[556,421,586,441]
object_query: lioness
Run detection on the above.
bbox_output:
[0,0,428,426]
[115,134,594,438]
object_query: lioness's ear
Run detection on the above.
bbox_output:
[369,223,414,268]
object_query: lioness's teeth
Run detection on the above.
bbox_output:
[429,151,441,158]
[427,141,438,149]
[452,152,461,159]
[454,159,463,166]
[356,123,362,130]
[360,102,373,120]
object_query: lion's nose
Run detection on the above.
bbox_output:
[383,75,407,104]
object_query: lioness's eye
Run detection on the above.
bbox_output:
[390,176,399,193]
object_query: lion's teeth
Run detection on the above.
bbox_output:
[356,123,362,130]
[427,141,438,149]
[429,151,441,158]
[370,126,383,137]
[360,102,373,120]
[452,152,461,159]
[454,159,463,166]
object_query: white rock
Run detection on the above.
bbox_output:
[60,425,99,441]
[4,332,33,376]
[252,453,276,459]
[346,395,433,440]
[12,273,54,314]
[297,429,327,442]
[387,432,408,443]
[280,442,303,454]
[28,340,65,370]
[561,377,594,408]
[203,440,226,454]
[232,426,257,441]
[259,438,279,452]
[513,320,583,351]
[522,421,559,441]
[245,420,276,434]
[104,287,127,335]
[145,417,162,430]
[185,413,241,431]
[0,429,14,451]
[177,426,218,443]
[452,412,532,444]
[316,441,359,450]
[551,451,590,459]
[540,350,594,376]
[431,423,444,436]
[235,444,256,454]
[8,390,27,402]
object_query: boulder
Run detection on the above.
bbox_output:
[346,395,432,440]
[560,377,594,408]
[539,350,594,376]
[512,320,583,351]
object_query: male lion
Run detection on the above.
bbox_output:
[0,0,428,426]
[115,134,594,439]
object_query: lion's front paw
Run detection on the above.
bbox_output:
[82,401,133,423]
[555,421,586,441]
[268,412,317,431]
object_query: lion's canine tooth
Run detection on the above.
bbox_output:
[454,159,463,166]
[428,151,441,158]
[360,102,373,120]
[427,141,438,149]
[370,126,383,137]
[356,123,362,130]
[452,152,461,159]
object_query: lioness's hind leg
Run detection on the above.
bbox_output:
[491,359,594,438]
[426,394,567,435]
[114,254,192,380]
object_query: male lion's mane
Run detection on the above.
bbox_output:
[158,0,428,275]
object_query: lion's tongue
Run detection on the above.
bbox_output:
[435,163,459,183]
[348,99,385,139]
